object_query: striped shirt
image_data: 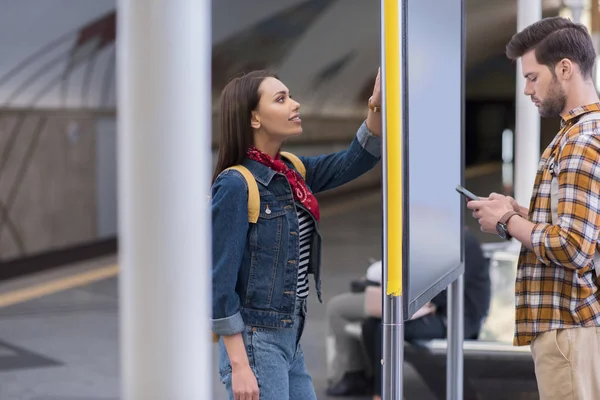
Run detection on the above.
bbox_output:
[296,207,314,298]
[514,103,600,346]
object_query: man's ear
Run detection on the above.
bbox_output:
[555,58,573,80]
[251,111,261,130]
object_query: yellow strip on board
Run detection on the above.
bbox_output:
[384,0,403,296]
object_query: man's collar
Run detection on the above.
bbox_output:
[560,103,600,124]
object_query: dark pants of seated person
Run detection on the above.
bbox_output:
[362,315,446,396]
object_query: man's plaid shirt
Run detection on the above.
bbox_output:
[515,103,600,346]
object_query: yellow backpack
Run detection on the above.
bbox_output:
[211,152,306,342]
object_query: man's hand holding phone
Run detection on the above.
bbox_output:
[457,185,529,232]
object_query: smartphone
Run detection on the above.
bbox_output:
[455,184,479,201]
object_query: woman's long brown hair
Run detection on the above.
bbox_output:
[212,70,278,183]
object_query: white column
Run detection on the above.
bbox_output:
[564,0,587,23]
[117,1,212,399]
[514,0,542,208]
[592,0,600,91]
[502,129,514,191]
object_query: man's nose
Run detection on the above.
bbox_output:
[524,81,534,96]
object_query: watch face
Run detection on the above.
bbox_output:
[496,222,507,239]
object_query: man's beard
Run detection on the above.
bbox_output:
[538,78,566,118]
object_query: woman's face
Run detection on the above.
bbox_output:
[251,77,302,138]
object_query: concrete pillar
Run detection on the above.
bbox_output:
[117,1,212,399]
[514,0,542,209]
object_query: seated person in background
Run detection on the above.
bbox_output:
[325,260,382,396]
[361,228,491,400]
[325,228,491,397]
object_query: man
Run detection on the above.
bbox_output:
[325,229,490,397]
[468,17,600,400]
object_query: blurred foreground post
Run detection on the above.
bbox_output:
[117,1,212,399]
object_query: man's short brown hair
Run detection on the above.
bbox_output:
[506,16,596,78]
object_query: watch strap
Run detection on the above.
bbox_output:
[499,211,519,225]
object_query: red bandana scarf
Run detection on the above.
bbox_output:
[247,146,320,222]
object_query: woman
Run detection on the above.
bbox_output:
[211,69,382,400]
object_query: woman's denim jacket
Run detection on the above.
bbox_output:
[211,121,381,336]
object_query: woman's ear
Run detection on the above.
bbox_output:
[251,111,261,130]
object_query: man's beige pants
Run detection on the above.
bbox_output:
[530,326,600,400]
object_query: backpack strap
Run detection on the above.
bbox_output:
[280,151,306,180]
[223,165,260,223]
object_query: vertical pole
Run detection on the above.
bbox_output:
[117,1,212,399]
[514,0,542,208]
[448,2,466,398]
[446,275,465,400]
[382,0,404,399]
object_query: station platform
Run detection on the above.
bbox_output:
[0,163,537,400]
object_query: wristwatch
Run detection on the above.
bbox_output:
[368,97,381,112]
[496,211,519,240]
